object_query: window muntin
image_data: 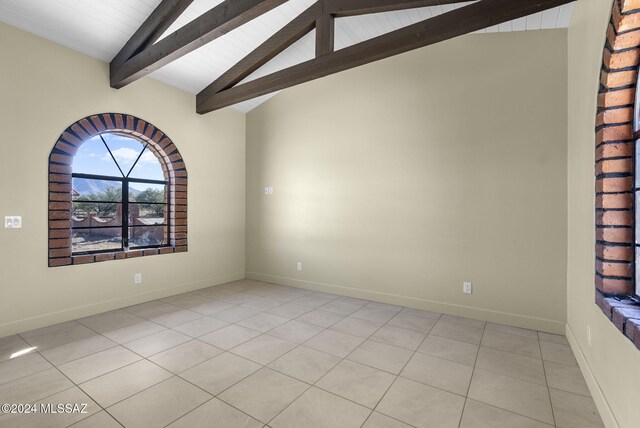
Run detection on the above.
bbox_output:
[71,133,169,255]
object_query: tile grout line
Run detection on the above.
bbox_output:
[228,304,359,426]
[261,309,398,427]
[257,303,405,427]
[457,317,487,428]
[1,282,588,428]
[0,355,61,388]
[360,312,442,427]
[2,284,301,426]
[537,332,558,427]
[86,316,291,427]
[460,326,568,427]
[12,318,157,426]
[360,313,442,428]
[32,349,108,427]
[169,362,265,426]
[204,286,584,426]
[21,305,234,426]
[39,343,166,412]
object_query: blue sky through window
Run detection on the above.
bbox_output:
[72,136,122,177]
[72,134,166,191]
[128,149,165,183]
[102,133,145,175]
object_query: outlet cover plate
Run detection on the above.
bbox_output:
[463,282,472,294]
[4,216,22,228]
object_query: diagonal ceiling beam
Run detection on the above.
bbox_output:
[196,0,467,107]
[110,0,194,72]
[110,0,288,89]
[197,2,321,107]
[197,0,574,114]
[325,0,470,17]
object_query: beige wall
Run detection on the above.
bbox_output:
[567,1,640,427]
[246,29,568,333]
[0,23,246,337]
[3,7,639,427]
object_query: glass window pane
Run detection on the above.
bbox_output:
[129,203,166,225]
[637,192,640,245]
[128,147,166,181]
[636,141,640,188]
[72,202,122,225]
[129,226,166,248]
[102,133,146,176]
[72,135,123,177]
[72,227,123,253]
[72,178,122,201]
[637,246,640,297]
[129,182,167,204]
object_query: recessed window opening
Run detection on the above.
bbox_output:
[48,113,187,267]
[71,133,169,254]
[635,65,640,301]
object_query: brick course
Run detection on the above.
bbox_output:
[48,113,187,267]
[595,0,640,351]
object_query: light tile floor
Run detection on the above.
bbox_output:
[0,280,604,428]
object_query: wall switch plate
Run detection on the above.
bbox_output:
[134,273,142,285]
[296,261,302,272]
[463,282,472,294]
[264,186,273,195]
[4,216,22,228]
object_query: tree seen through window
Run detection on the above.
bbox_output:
[71,133,169,254]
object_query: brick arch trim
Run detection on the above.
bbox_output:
[48,113,187,267]
[595,0,640,350]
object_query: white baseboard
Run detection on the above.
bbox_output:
[0,271,244,337]
[565,324,619,428]
[247,271,566,334]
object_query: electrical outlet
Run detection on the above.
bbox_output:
[264,186,273,195]
[134,273,142,285]
[463,282,472,294]
[4,216,22,228]
[296,261,302,272]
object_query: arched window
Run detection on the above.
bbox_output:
[48,114,187,267]
[595,0,640,350]
[71,133,169,254]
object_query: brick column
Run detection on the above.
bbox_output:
[595,0,640,350]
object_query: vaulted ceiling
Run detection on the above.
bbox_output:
[0,0,575,113]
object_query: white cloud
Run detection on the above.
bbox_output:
[139,150,159,165]
[102,147,139,163]
[102,148,159,167]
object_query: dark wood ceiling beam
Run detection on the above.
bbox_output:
[110,0,288,89]
[325,0,469,17]
[196,2,321,108]
[196,0,574,114]
[316,13,335,57]
[197,0,465,104]
[110,0,194,72]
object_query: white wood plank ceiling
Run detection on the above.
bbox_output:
[0,0,574,112]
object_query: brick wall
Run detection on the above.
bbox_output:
[596,0,640,350]
[48,113,187,267]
